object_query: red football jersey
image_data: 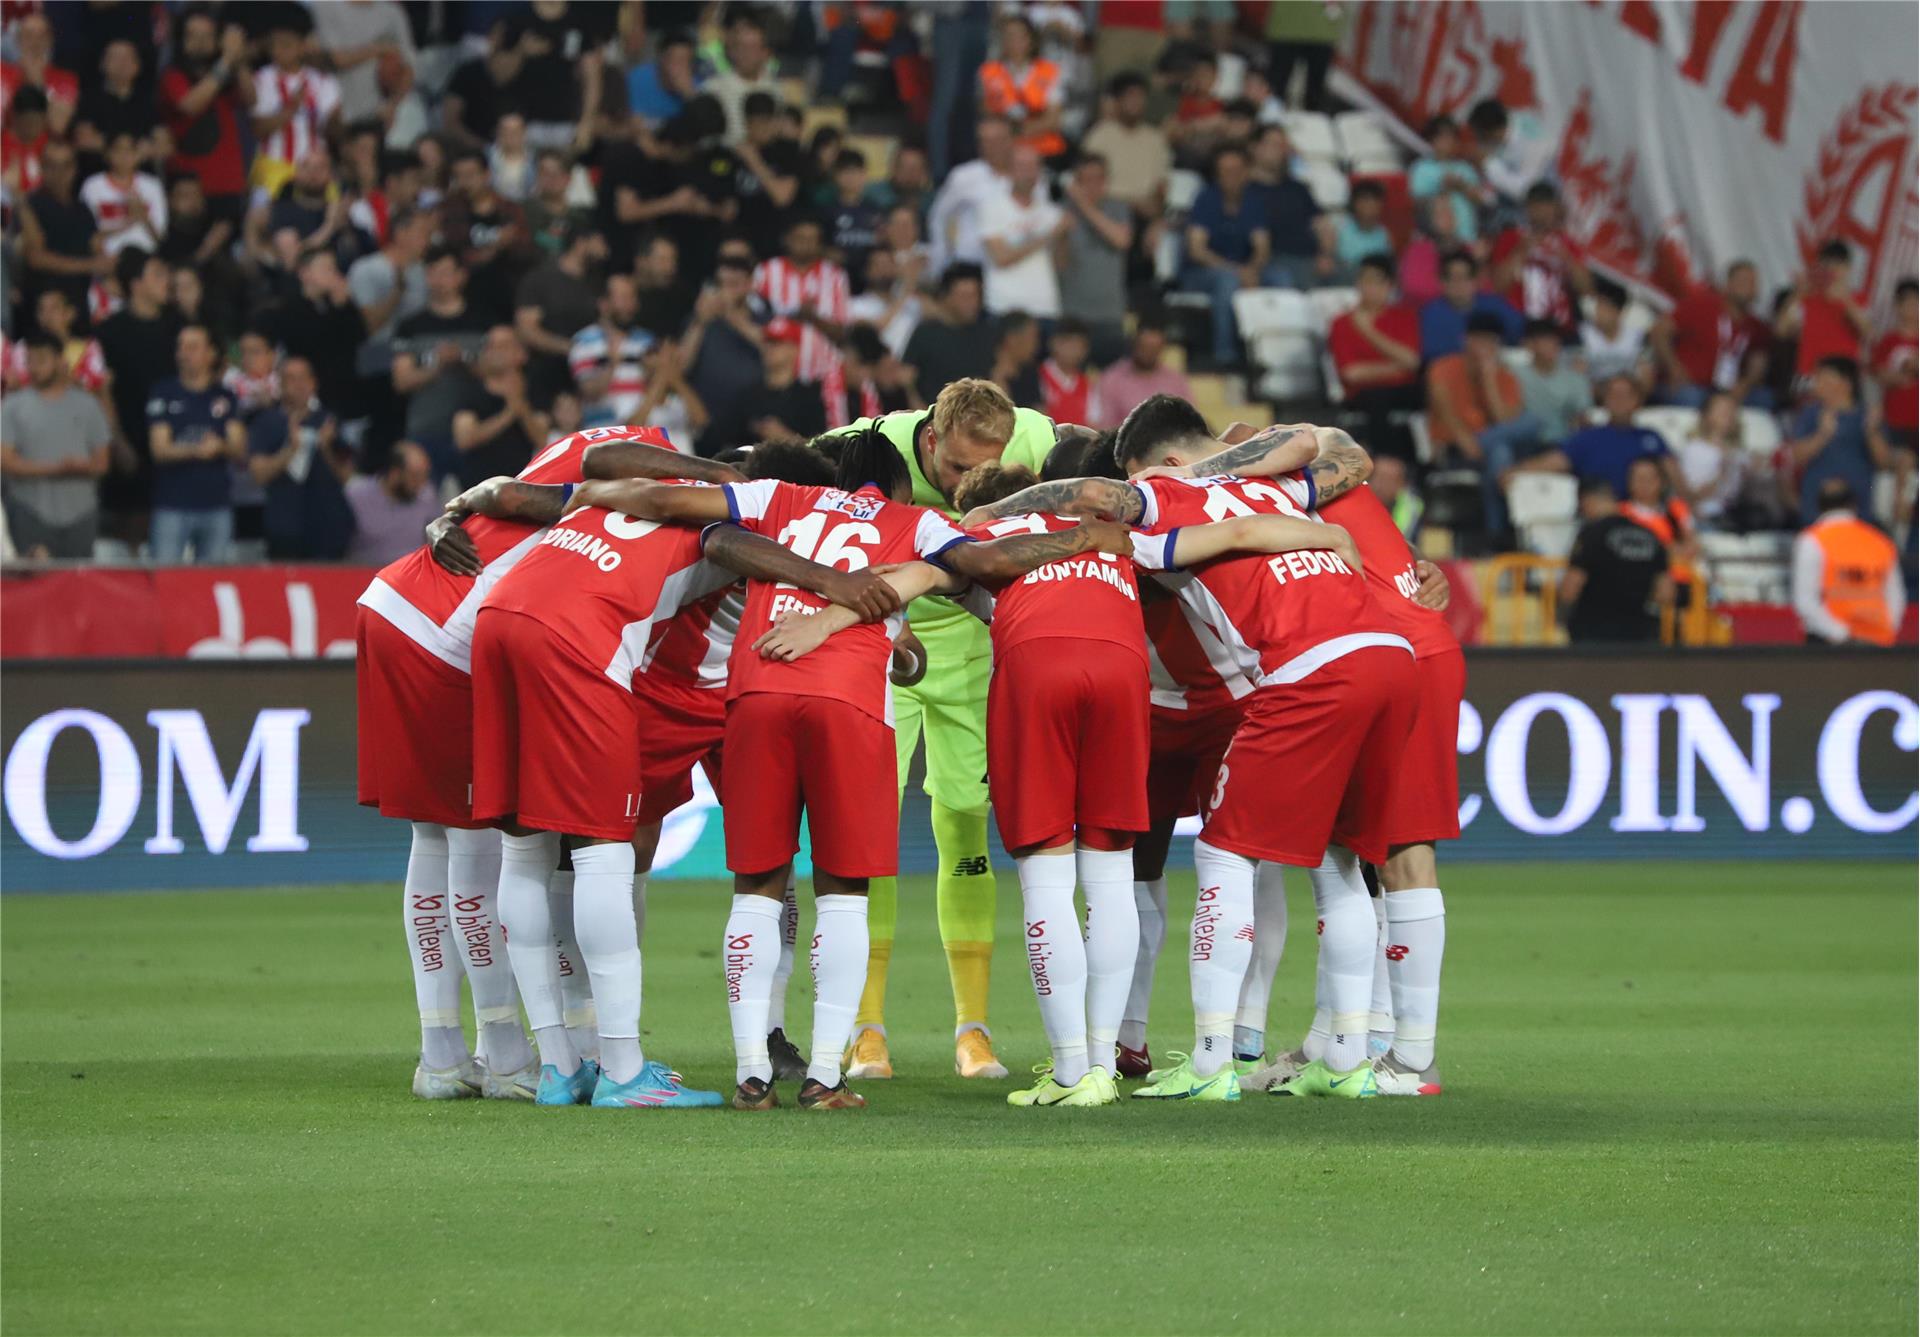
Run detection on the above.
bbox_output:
[481,492,734,689]
[1318,484,1458,659]
[723,480,972,725]
[1142,583,1253,713]
[967,512,1170,660]
[356,426,672,673]
[640,587,744,690]
[1135,473,1409,687]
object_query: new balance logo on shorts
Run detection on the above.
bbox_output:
[951,855,989,878]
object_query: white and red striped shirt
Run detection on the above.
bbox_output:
[753,256,849,383]
[821,363,884,429]
[251,65,342,165]
[1038,360,1090,426]
[79,171,167,255]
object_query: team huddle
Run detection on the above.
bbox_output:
[354,376,1460,1111]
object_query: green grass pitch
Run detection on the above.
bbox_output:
[3,861,1914,1336]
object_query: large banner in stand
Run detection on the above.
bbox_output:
[1336,0,1918,315]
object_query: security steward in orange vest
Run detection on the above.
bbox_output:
[1792,478,1906,645]
[978,14,1066,159]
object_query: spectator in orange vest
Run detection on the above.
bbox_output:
[978,14,1066,160]
[1792,477,1905,646]
[1619,455,1702,594]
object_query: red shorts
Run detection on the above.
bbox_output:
[1200,645,1418,868]
[1146,698,1245,824]
[723,692,898,877]
[634,678,726,825]
[1382,648,1465,847]
[987,639,1149,851]
[355,608,479,828]
[470,607,644,842]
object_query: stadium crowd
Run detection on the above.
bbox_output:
[0,0,1913,622]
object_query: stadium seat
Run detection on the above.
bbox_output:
[1251,333,1323,400]
[1507,473,1579,557]
[1166,168,1205,213]
[1739,408,1782,455]
[1232,288,1320,337]
[1308,286,1358,328]
[1333,110,1403,168]
[1285,111,1340,162]
[1701,531,1792,602]
[1500,346,1532,372]
[1635,406,1698,444]
[1301,159,1351,210]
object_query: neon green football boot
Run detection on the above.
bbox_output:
[1129,1053,1241,1101]
[1008,1064,1119,1108]
[1288,1058,1378,1099]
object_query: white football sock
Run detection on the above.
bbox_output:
[1369,891,1395,1052]
[1078,847,1137,1077]
[1308,844,1373,1073]
[546,869,597,1060]
[1385,886,1446,1070]
[1302,919,1332,1061]
[1190,839,1256,1077]
[403,823,468,1070]
[1118,875,1168,1050]
[572,842,644,1083]
[1017,853,1089,1086]
[807,894,869,1087]
[446,826,531,1074]
[631,869,647,945]
[769,869,798,1032]
[1233,861,1289,1059]
[496,830,576,1075]
[723,894,783,1084]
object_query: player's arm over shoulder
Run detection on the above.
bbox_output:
[958,475,1145,527]
[583,437,745,484]
[942,515,1137,582]
[570,477,733,523]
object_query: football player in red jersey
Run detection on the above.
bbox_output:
[1164,421,1461,1096]
[965,399,1409,1100]
[459,449,901,1111]
[950,456,1363,1107]
[357,424,733,1101]
[575,427,1135,1110]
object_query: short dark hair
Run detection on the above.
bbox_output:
[1465,311,1508,339]
[743,90,779,121]
[1817,239,1852,265]
[939,262,984,294]
[1208,142,1248,176]
[1579,475,1617,502]
[715,256,754,280]
[1816,355,1861,392]
[1523,317,1562,341]
[1357,253,1395,282]
[724,6,766,33]
[833,148,867,174]
[1816,476,1857,512]
[449,147,487,172]
[846,322,888,366]
[9,85,48,118]
[996,311,1037,345]
[1441,248,1479,277]
[745,441,834,486]
[1592,277,1628,309]
[1425,114,1458,140]
[1525,182,1560,206]
[1108,71,1148,98]
[658,29,696,53]
[1223,97,1257,120]
[114,246,158,290]
[1897,278,1919,302]
[382,148,423,180]
[22,331,61,356]
[1114,393,1212,470]
[1132,306,1170,337]
[1466,98,1508,137]
[1052,316,1089,341]
[1350,180,1385,205]
[423,243,462,268]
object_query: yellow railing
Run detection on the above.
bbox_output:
[1478,554,1567,646]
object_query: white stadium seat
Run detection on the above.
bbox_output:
[1166,168,1204,214]
[1634,406,1699,445]
[1333,110,1400,165]
[1739,407,1782,455]
[1285,111,1340,161]
[1507,473,1579,556]
[1302,159,1351,210]
[1233,287,1321,337]
[1308,286,1359,328]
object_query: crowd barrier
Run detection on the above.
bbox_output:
[1,649,1911,892]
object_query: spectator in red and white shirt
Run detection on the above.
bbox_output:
[824,323,918,429]
[753,215,850,384]
[571,275,655,427]
[1039,319,1095,426]
[250,16,342,196]
[79,131,167,257]
[1328,254,1423,460]
[1652,260,1773,409]
[1872,278,1919,449]
[1777,239,1871,381]
[159,11,255,222]
[0,12,76,138]
[1490,182,1591,334]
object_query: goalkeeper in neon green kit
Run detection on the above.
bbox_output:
[820,379,1059,1078]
